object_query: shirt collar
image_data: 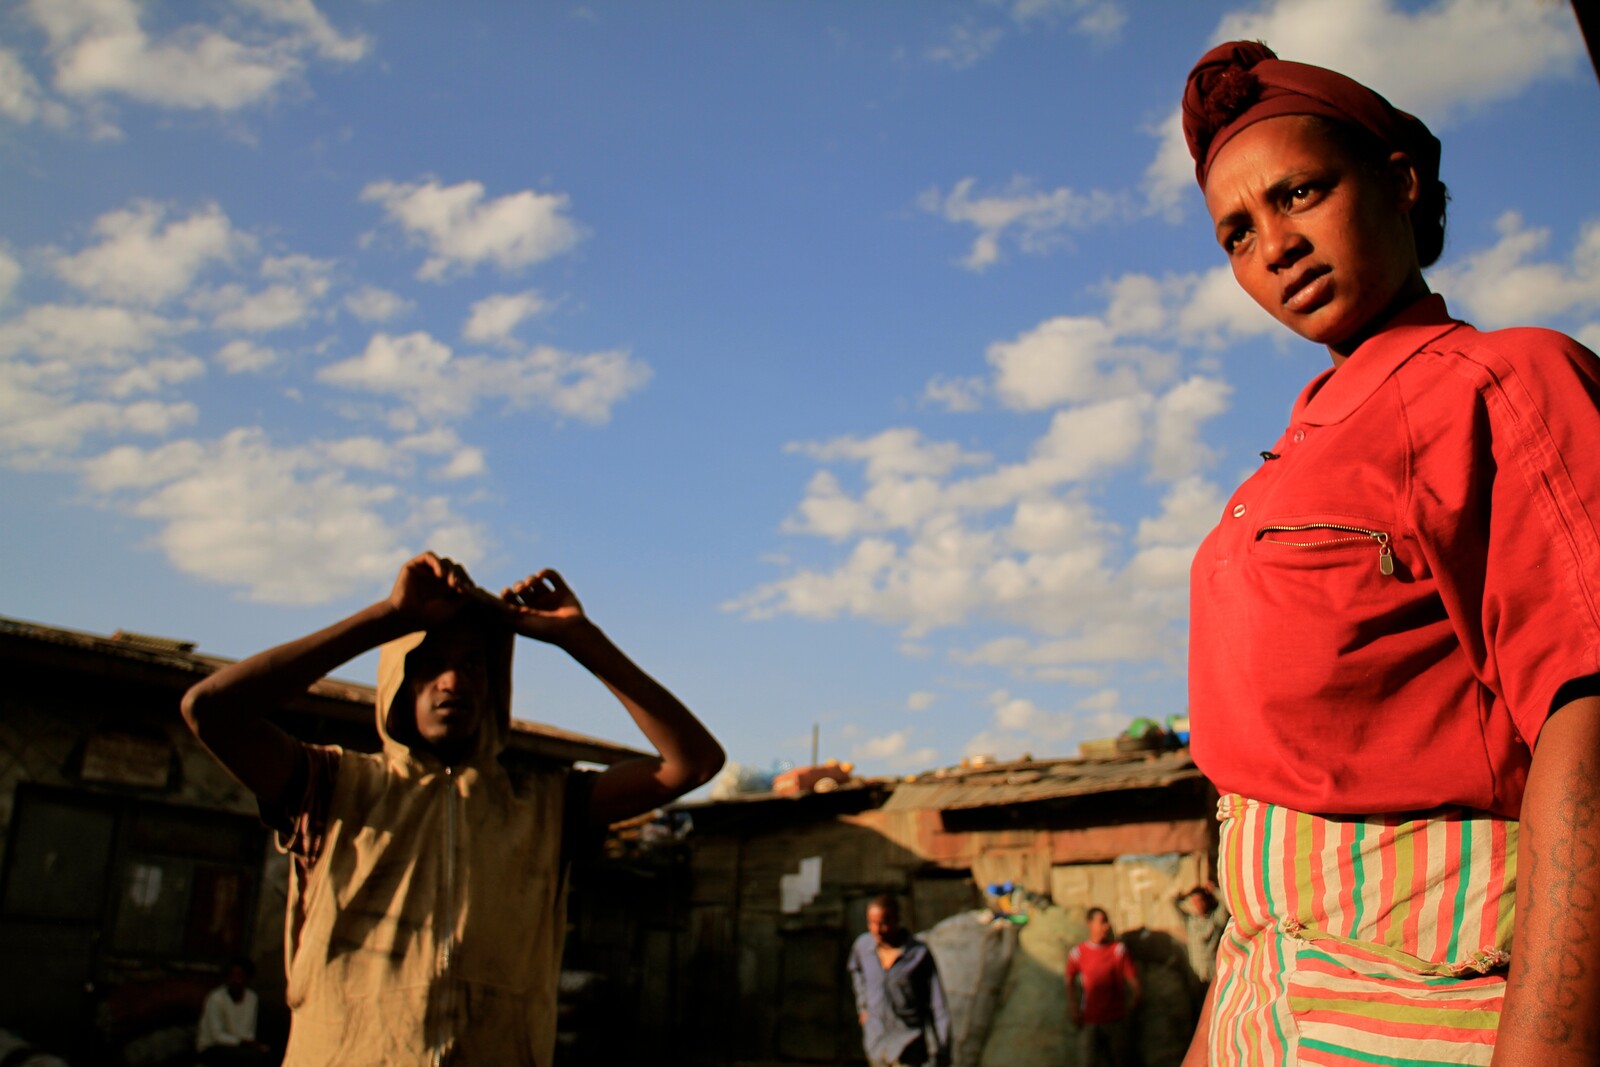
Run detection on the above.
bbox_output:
[1291,294,1463,426]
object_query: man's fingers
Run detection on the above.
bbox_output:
[536,568,572,598]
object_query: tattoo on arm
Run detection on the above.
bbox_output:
[1524,758,1599,1048]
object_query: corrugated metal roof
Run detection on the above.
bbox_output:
[0,613,648,765]
[882,749,1201,810]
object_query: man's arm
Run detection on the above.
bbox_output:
[928,956,952,1066]
[1123,948,1142,1013]
[181,552,482,805]
[1492,695,1600,1065]
[1065,955,1084,1027]
[498,569,725,828]
[849,940,869,1025]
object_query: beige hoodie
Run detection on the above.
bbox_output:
[282,620,572,1067]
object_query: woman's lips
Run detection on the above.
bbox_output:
[1282,266,1331,313]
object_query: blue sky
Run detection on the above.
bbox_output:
[2,0,1596,783]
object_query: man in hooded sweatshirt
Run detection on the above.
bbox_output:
[181,551,725,1067]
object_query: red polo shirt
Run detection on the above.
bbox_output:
[1189,295,1600,818]
[1066,940,1137,1025]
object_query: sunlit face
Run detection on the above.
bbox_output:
[405,623,490,755]
[1088,910,1113,944]
[867,903,899,946]
[1204,115,1424,358]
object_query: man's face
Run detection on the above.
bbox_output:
[866,904,899,947]
[225,964,249,1000]
[1088,911,1113,944]
[1189,891,1213,915]
[405,623,490,751]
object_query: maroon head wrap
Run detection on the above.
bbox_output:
[1181,40,1440,191]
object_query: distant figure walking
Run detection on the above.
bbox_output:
[848,895,951,1067]
[1066,907,1140,1067]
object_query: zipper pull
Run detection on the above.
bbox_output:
[1374,532,1394,576]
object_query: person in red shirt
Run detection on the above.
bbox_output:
[1065,907,1140,1067]
[1178,39,1600,1067]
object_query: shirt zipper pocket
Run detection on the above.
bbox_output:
[1256,522,1394,577]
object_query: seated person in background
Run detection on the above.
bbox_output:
[181,551,725,1067]
[196,959,270,1066]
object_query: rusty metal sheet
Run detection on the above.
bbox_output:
[882,750,1202,811]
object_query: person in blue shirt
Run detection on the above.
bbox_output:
[847,895,951,1067]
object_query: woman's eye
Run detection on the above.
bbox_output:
[1285,183,1322,209]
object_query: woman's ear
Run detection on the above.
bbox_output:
[1386,150,1422,214]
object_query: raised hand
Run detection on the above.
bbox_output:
[499,568,587,642]
[388,551,488,628]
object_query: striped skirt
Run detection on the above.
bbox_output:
[1209,795,1517,1065]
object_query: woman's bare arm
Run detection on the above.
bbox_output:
[1492,696,1600,1064]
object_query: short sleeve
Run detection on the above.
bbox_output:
[1470,331,1600,744]
[261,742,341,866]
[1065,947,1081,980]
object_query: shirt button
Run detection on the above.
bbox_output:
[1232,504,1246,518]
[1292,428,1306,443]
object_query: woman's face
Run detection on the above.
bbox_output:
[1204,115,1425,358]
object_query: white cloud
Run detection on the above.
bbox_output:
[463,290,548,344]
[791,427,990,483]
[215,339,276,373]
[852,727,939,771]
[190,252,330,332]
[0,249,20,304]
[0,45,66,125]
[0,366,197,457]
[985,315,1172,410]
[1430,212,1600,329]
[24,0,365,113]
[236,0,370,62]
[0,303,187,365]
[104,354,205,398]
[922,374,986,412]
[926,25,1006,69]
[0,301,200,461]
[933,1,1126,69]
[962,688,1124,762]
[919,177,1125,271]
[54,201,242,306]
[397,426,488,481]
[362,179,585,281]
[344,286,411,323]
[1149,376,1232,481]
[996,0,1127,38]
[79,427,480,605]
[733,266,1242,673]
[906,691,937,712]
[1144,0,1583,213]
[318,330,652,425]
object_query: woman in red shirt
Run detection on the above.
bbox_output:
[1179,41,1600,1066]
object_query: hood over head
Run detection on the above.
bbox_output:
[374,606,515,767]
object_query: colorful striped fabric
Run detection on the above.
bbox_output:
[1209,795,1517,1065]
